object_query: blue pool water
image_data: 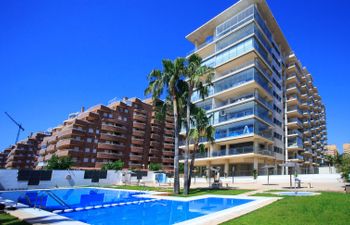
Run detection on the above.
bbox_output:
[0,188,254,225]
[0,188,150,211]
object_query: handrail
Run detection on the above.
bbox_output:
[46,191,71,208]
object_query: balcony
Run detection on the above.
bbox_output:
[162,157,173,163]
[288,137,303,150]
[133,113,147,122]
[130,146,144,154]
[150,133,160,140]
[214,119,272,143]
[191,67,272,103]
[288,154,304,162]
[133,121,146,130]
[286,106,303,118]
[129,154,143,161]
[164,143,174,149]
[287,129,302,137]
[286,94,301,105]
[131,137,144,146]
[97,152,122,159]
[286,83,300,94]
[101,124,127,133]
[97,143,125,151]
[163,151,174,157]
[131,129,144,137]
[56,139,82,149]
[212,101,272,126]
[287,118,302,129]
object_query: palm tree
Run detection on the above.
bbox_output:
[187,106,215,191]
[145,58,185,194]
[183,54,213,195]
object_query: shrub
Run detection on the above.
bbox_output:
[46,155,73,170]
[149,163,162,171]
[101,160,124,170]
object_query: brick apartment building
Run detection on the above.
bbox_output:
[36,97,175,171]
[3,132,50,169]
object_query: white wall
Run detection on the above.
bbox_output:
[0,169,131,190]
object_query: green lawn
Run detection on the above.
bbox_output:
[0,213,29,225]
[108,185,250,197]
[222,192,350,225]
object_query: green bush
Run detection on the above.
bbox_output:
[46,155,73,170]
[101,160,124,170]
[149,163,162,171]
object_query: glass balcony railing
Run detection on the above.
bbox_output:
[288,130,303,136]
[288,137,304,148]
[192,67,272,102]
[214,91,272,111]
[211,101,272,125]
[287,106,303,114]
[287,118,303,124]
[214,119,272,141]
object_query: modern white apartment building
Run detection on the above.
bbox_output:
[181,0,327,176]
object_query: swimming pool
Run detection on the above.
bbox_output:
[0,188,255,225]
[0,188,151,212]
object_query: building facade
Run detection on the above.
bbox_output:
[3,132,50,169]
[343,143,350,155]
[182,0,327,176]
[36,97,175,171]
[325,145,338,157]
[285,54,327,173]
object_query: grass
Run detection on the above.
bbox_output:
[107,185,250,197]
[0,213,29,225]
[222,192,350,225]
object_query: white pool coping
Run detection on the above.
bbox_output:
[1,187,281,225]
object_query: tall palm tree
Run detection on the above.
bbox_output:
[188,106,215,190]
[145,58,185,194]
[183,54,213,195]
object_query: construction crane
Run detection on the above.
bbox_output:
[4,112,25,144]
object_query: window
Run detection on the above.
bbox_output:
[124,109,128,113]
[273,91,281,102]
[83,158,89,163]
[272,78,281,90]
[273,118,282,127]
[91,158,96,163]
[109,114,113,118]
[88,128,94,133]
[87,138,92,143]
[85,148,90,153]
[274,146,283,154]
[92,149,97,153]
[123,117,127,121]
[273,104,282,113]
[274,132,282,140]
[118,116,122,120]
[96,130,100,134]
[74,147,79,151]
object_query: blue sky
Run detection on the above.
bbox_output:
[1,0,349,153]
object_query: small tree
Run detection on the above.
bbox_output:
[46,155,73,170]
[149,163,162,171]
[338,154,350,182]
[101,160,124,170]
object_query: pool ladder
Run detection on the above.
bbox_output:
[33,191,71,210]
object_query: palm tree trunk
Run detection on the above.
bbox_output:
[188,143,198,191]
[173,97,180,194]
[183,90,192,195]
